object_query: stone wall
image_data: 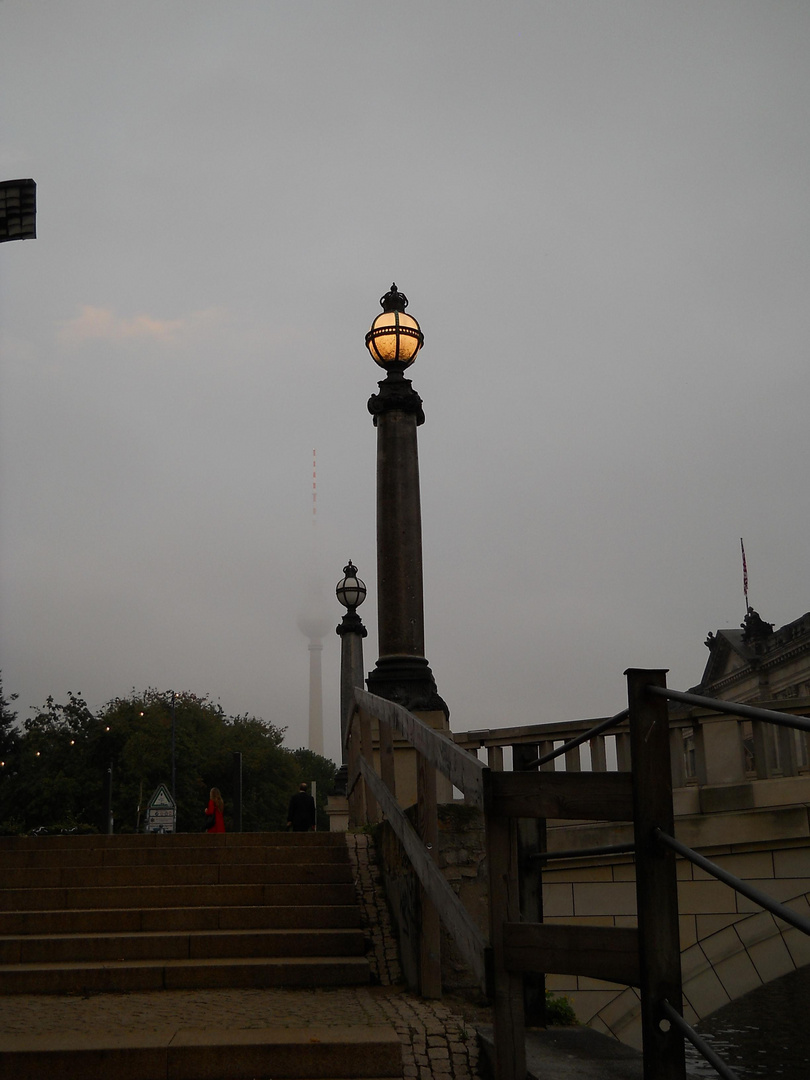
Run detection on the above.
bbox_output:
[376,803,488,993]
[542,804,810,1047]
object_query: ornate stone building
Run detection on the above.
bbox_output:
[680,608,810,781]
[692,608,810,704]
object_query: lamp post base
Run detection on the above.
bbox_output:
[366,655,449,719]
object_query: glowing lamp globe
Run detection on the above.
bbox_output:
[336,561,367,612]
[365,283,423,369]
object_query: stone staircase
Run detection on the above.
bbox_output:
[0,831,404,1080]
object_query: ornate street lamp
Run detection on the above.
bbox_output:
[336,560,367,612]
[365,283,424,369]
[335,561,368,783]
[365,285,446,717]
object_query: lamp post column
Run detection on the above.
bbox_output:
[364,285,448,994]
[335,561,368,828]
[365,285,447,717]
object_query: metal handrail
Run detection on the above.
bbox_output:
[522,707,630,769]
[647,685,810,733]
[655,828,810,936]
[661,1000,740,1080]
[530,841,636,863]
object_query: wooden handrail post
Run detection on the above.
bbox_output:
[488,744,504,772]
[484,768,526,1080]
[359,708,380,824]
[416,749,442,998]
[346,715,365,827]
[379,716,397,799]
[512,743,545,1027]
[626,669,685,1080]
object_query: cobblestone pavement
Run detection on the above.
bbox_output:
[0,832,486,1080]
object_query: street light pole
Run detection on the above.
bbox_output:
[364,285,448,994]
[335,560,368,758]
[171,691,176,802]
[365,284,447,718]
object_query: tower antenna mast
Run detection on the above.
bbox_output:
[298,448,329,757]
[312,448,317,527]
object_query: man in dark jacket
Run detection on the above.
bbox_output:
[287,782,316,832]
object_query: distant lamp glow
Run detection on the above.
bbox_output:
[365,283,423,369]
[336,561,367,612]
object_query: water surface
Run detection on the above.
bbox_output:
[684,965,810,1079]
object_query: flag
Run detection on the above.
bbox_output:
[740,538,749,609]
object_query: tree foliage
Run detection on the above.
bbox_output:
[0,674,21,826]
[0,685,337,834]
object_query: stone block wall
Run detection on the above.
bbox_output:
[376,803,488,993]
[542,810,810,1047]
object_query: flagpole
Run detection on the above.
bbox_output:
[740,538,749,614]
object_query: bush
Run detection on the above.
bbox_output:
[545,990,577,1026]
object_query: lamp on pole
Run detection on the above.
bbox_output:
[365,284,448,996]
[336,560,368,827]
[335,560,368,759]
[365,284,447,718]
[170,691,176,802]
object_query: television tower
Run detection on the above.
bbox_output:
[297,449,330,756]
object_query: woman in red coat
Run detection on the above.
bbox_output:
[206,787,226,833]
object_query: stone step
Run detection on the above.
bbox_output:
[0,845,351,868]
[0,955,372,994]
[0,862,354,888]
[0,1024,403,1080]
[0,833,372,1001]
[0,903,363,935]
[0,880,358,911]
[0,831,345,850]
[0,927,366,964]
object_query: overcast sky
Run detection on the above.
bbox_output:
[1,1,808,765]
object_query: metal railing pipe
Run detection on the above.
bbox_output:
[661,1001,740,1080]
[524,708,630,769]
[655,829,810,936]
[530,841,635,863]
[647,685,810,734]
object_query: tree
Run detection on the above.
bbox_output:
[3,687,338,834]
[11,692,98,830]
[98,690,298,832]
[0,674,21,828]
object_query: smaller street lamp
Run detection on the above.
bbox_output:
[336,560,367,614]
[170,691,176,802]
[335,561,368,769]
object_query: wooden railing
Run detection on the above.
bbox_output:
[347,675,810,1080]
[346,689,488,993]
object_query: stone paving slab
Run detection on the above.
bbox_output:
[0,985,482,1080]
[0,1023,404,1080]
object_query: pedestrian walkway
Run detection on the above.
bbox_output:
[0,833,484,1080]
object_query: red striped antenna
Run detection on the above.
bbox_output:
[312,449,317,525]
